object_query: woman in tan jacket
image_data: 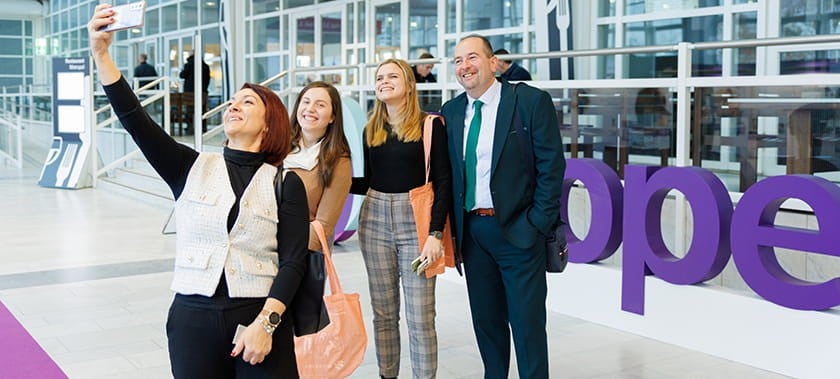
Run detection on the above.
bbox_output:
[285,81,352,250]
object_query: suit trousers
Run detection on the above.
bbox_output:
[463,213,548,379]
[166,294,298,379]
[359,189,438,379]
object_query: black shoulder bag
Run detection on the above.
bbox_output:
[510,84,569,273]
[275,169,331,336]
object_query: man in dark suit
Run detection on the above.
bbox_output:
[133,53,158,89]
[441,35,565,379]
[179,53,211,93]
[493,48,532,81]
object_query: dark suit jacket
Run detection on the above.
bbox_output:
[500,62,532,81]
[180,58,211,93]
[441,79,565,252]
[133,62,158,88]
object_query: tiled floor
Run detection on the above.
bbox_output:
[0,164,790,378]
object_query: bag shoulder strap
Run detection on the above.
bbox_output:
[311,221,343,295]
[421,114,438,183]
[273,167,288,203]
[274,168,288,242]
[511,83,537,186]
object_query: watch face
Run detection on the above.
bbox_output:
[268,312,281,325]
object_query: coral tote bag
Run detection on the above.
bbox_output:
[409,115,456,278]
[294,221,367,378]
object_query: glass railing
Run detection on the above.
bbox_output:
[691,84,840,192]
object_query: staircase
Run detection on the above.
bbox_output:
[98,155,173,201]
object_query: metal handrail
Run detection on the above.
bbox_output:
[95,76,166,116]
[96,148,143,177]
[0,112,22,168]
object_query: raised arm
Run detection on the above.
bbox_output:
[88,4,198,198]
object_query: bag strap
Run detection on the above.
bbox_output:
[510,83,537,187]
[274,167,289,244]
[273,167,289,200]
[421,114,440,183]
[311,221,343,295]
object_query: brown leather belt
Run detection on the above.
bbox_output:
[470,208,495,217]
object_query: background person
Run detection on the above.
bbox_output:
[133,53,158,89]
[286,81,353,251]
[493,48,533,81]
[180,52,211,93]
[441,35,565,379]
[412,52,440,112]
[89,5,309,378]
[350,58,452,379]
[178,52,212,133]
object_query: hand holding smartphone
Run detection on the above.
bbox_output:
[411,256,431,275]
[100,1,146,32]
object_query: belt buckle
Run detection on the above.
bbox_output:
[473,208,494,217]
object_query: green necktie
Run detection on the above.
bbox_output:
[465,100,483,211]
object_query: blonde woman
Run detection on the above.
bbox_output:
[350,58,452,379]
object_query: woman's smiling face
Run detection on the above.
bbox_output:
[223,88,267,148]
[296,87,334,139]
[375,62,407,105]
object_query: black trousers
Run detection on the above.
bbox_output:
[462,213,549,379]
[166,295,298,379]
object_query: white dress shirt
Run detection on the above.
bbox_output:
[463,80,502,210]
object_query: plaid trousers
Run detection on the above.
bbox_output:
[358,189,438,379]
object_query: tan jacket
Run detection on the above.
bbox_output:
[289,157,352,251]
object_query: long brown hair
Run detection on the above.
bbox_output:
[289,81,351,186]
[239,83,290,166]
[365,58,424,147]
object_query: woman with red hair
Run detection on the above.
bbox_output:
[89,5,308,378]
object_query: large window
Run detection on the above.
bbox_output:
[408,0,438,58]
[254,17,282,52]
[596,2,761,79]
[623,15,723,78]
[626,0,721,15]
[0,19,32,90]
[462,0,523,30]
[374,3,401,61]
[779,1,840,74]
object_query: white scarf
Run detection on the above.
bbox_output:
[284,140,322,171]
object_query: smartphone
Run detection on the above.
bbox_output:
[412,256,430,275]
[411,256,426,273]
[232,324,247,344]
[101,1,146,32]
[416,259,431,275]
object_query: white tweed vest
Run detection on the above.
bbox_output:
[170,153,280,297]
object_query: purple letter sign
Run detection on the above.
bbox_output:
[562,159,624,263]
[622,165,733,314]
[731,175,840,310]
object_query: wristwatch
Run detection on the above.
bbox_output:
[429,230,443,240]
[259,309,281,335]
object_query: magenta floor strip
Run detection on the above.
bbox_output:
[0,300,67,379]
